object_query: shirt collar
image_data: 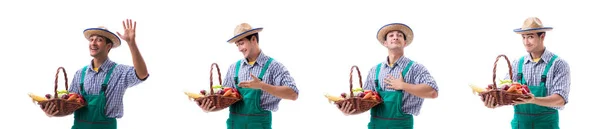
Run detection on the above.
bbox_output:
[242,50,269,67]
[524,48,554,64]
[87,58,115,72]
[384,55,410,68]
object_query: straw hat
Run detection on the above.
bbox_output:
[513,17,553,34]
[377,23,414,46]
[227,23,263,43]
[83,26,121,48]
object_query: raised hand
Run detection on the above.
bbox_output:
[117,19,137,44]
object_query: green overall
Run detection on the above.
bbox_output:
[511,55,559,129]
[368,61,414,129]
[72,65,118,129]
[227,58,274,129]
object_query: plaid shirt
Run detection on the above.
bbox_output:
[506,49,571,110]
[363,56,439,116]
[68,59,148,118]
[222,51,299,112]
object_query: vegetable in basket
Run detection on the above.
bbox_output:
[195,23,301,129]
[34,19,151,129]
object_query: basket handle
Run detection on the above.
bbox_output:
[209,63,222,95]
[492,54,513,89]
[349,65,363,98]
[54,67,68,98]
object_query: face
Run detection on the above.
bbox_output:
[383,30,406,50]
[521,32,544,52]
[88,35,112,57]
[234,36,257,58]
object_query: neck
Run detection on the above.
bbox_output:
[529,47,545,59]
[93,56,108,68]
[388,50,404,64]
[247,49,261,62]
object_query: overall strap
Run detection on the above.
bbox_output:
[402,61,414,78]
[517,56,526,85]
[374,61,414,92]
[374,63,383,91]
[234,60,243,88]
[540,55,558,88]
[233,58,273,88]
[399,61,414,92]
[258,58,274,80]
[80,66,89,95]
[100,64,118,92]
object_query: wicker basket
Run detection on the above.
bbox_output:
[334,65,382,115]
[37,67,86,117]
[479,55,532,106]
[195,63,241,111]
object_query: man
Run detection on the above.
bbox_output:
[483,17,571,129]
[42,19,150,129]
[199,23,299,129]
[339,23,439,129]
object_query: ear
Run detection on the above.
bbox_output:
[251,36,258,44]
[539,33,546,40]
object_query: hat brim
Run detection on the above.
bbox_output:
[513,27,553,34]
[83,28,121,48]
[377,23,414,46]
[227,28,263,43]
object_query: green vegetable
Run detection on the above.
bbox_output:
[212,85,223,89]
[499,79,512,85]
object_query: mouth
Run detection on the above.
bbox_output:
[90,47,99,51]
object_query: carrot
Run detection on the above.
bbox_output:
[67,95,78,101]
[363,93,373,99]
[507,85,521,93]
[223,90,233,97]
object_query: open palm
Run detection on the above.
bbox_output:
[117,19,136,43]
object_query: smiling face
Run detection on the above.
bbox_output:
[234,35,259,58]
[521,32,545,53]
[88,35,112,57]
[383,30,407,50]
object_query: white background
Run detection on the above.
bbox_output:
[0,0,598,129]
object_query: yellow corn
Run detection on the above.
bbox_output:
[28,93,47,103]
[184,91,204,101]
[469,84,486,95]
[324,93,344,103]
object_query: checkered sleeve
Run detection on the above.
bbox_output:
[68,70,81,94]
[121,65,148,88]
[222,63,237,88]
[550,59,571,105]
[412,64,439,92]
[362,65,378,91]
[271,63,299,94]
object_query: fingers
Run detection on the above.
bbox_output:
[384,78,392,85]
[133,21,137,31]
[122,20,127,29]
[348,109,356,114]
[128,19,132,29]
[116,32,123,38]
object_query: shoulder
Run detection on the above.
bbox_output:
[552,56,570,70]
[266,58,287,71]
[113,63,133,71]
[368,62,384,73]
[407,60,428,72]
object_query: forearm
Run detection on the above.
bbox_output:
[127,41,149,79]
[532,94,565,107]
[260,83,298,100]
[403,84,438,99]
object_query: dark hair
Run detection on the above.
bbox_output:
[383,30,407,41]
[536,32,545,37]
[243,33,259,43]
